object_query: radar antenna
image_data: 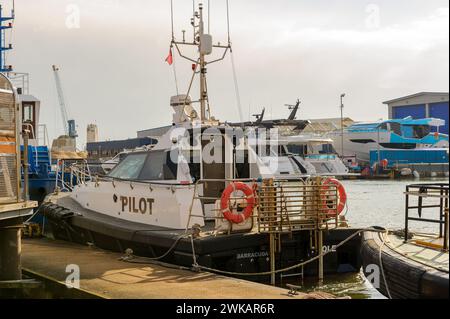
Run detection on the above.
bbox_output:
[169,1,232,123]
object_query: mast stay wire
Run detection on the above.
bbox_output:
[204,76,211,119]
[170,0,179,95]
[170,0,175,39]
[226,0,231,45]
[227,0,243,122]
[172,49,180,95]
[230,51,243,122]
[192,0,196,40]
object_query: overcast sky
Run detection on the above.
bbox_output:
[6,0,449,147]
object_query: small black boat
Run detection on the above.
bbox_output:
[361,183,449,299]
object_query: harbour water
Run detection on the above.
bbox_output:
[343,178,449,233]
[295,177,449,299]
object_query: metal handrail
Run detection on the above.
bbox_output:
[184,177,340,234]
[404,183,449,251]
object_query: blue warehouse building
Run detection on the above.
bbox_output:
[383,92,449,134]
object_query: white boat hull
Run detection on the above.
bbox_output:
[72,180,204,229]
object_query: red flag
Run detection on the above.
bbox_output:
[165,48,173,65]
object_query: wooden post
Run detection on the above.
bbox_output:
[265,178,276,286]
[23,130,29,201]
[270,232,276,286]
[315,176,324,285]
[318,229,324,285]
[0,225,22,281]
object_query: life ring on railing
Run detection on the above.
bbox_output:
[220,182,255,224]
[322,178,347,216]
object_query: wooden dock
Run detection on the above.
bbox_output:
[21,238,316,299]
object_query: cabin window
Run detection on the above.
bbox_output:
[260,144,282,157]
[23,103,34,122]
[183,150,200,181]
[320,144,334,154]
[138,150,178,181]
[164,150,178,180]
[138,151,166,180]
[286,145,307,156]
[119,153,127,161]
[278,145,288,156]
[389,122,402,136]
[412,125,430,139]
[108,153,147,180]
[235,150,250,178]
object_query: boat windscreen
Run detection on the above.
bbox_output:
[108,153,147,179]
[412,125,431,138]
[139,150,178,181]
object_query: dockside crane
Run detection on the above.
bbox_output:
[52,65,77,138]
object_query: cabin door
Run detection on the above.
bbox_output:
[201,131,226,205]
[22,102,36,139]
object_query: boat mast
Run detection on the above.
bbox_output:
[198,4,207,121]
[171,1,231,124]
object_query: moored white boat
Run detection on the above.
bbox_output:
[42,2,363,282]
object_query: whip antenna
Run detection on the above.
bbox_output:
[226,0,231,45]
[208,0,210,34]
[170,0,232,122]
[231,51,243,122]
[227,0,243,121]
[170,0,174,40]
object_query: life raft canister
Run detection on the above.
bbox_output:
[220,182,255,224]
[322,178,347,216]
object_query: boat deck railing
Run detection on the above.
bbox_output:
[185,177,340,234]
[404,183,449,251]
[256,178,339,234]
[54,159,92,192]
[185,177,341,285]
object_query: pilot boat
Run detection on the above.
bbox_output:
[42,2,362,281]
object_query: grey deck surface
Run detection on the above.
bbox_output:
[386,234,449,272]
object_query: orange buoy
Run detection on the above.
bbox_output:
[322,178,347,216]
[220,182,255,224]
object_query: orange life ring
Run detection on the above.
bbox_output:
[322,178,347,216]
[220,182,255,224]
